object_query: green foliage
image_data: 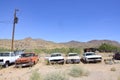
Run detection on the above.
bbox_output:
[25,49,34,52]
[30,69,41,80]
[67,48,81,54]
[44,71,69,80]
[48,48,82,54]
[34,49,42,54]
[26,48,82,55]
[0,48,10,52]
[68,66,89,77]
[99,43,120,52]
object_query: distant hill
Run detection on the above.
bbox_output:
[0,37,120,50]
[0,37,66,50]
[61,40,120,48]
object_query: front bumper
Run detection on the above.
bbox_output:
[0,62,4,66]
[0,59,4,65]
[87,58,102,62]
[66,59,80,63]
[15,62,33,67]
[50,59,64,64]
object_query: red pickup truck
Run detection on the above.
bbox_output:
[15,53,39,68]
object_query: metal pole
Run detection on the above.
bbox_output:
[11,21,15,51]
[11,9,18,51]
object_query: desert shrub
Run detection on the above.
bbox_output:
[68,66,89,77]
[44,59,49,65]
[0,65,2,69]
[110,67,116,71]
[44,71,69,80]
[0,48,10,52]
[118,76,120,80]
[99,43,120,52]
[104,59,113,65]
[30,69,41,80]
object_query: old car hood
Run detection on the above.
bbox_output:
[49,56,64,61]
[0,57,9,61]
[67,56,80,59]
[86,55,102,58]
[16,57,31,63]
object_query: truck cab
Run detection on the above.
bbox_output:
[0,52,19,67]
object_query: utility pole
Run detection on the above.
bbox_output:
[11,9,19,51]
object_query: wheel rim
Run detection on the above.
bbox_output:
[5,63,9,68]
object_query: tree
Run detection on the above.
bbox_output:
[99,43,120,52]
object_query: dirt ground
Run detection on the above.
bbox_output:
[0,53,120,80]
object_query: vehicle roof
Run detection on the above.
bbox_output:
[68,53,78,54]
[21,52,35,54]
[84,52,95,54]
[51,53,62,54]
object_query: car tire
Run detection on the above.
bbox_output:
[30,61,34,67]
[83,59,87,64]
[77,61,80,64]
[60,62,64,65]
[4,61,9,68]
[66,60,69,64]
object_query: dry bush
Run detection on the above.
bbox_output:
[44,71,69,80]
[0,65,2,69]
[104,59,113,65]
[68,66,89,77]
[30,69,42,80]
[110,67,116,71]
[44,59,49,65]
[118,76,120,80]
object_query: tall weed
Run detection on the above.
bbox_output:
[44,71,69,80]
[30,69,41,80]
[68,66,89,77]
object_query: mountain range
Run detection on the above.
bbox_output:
[0,37,120,50]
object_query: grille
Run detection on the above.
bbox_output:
[88,57,101,59]
[50,59,64,62]
[16,62,29,65]
[0,59,3,62]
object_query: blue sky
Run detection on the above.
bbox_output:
[0,0,120,42]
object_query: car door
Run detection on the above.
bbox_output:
[32,54,38,63]
[10,53,16,63]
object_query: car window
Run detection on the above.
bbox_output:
[11,53,15,56]
[85,52,95,56]
[51,53,61,57]
[69,54,78,56]
[21,53,33,57]
[0,53,10,56]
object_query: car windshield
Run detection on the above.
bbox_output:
[0,53,10,56]
[51,53,61,57]
[68,53,78,56]
[85,52,95,56]
[21,53,33,57]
